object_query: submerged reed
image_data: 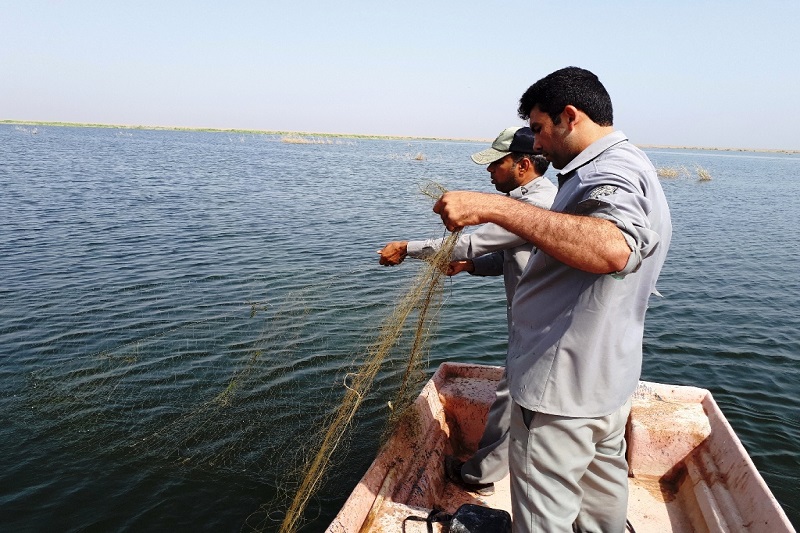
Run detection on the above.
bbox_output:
[657,166,689,179]
[696,165,713,181]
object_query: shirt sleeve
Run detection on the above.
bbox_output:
[406,238,444,259]
[574,168,661,277]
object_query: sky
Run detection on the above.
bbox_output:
[2,1,799,150]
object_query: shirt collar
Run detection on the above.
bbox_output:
[556,130,628,187]
[507,176,542,198]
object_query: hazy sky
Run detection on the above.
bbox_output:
[2,1,799,150]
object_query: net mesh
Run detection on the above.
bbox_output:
[274,228,461,533]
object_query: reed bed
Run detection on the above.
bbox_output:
[281,135,336,144]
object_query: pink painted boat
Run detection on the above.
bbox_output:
[328,362,795,532]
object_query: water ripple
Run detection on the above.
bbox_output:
[1,126,798,530]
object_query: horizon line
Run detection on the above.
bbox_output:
[3,119,798,154]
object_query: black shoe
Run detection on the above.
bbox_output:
[444,455,495,496]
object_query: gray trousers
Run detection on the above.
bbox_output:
[508,398,632,533]
[460,373,512,484]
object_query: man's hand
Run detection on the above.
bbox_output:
[377,241,409,266]
[447,260,474,276]
[433,191,496,232]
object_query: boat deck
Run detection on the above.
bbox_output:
[328,363,794,532]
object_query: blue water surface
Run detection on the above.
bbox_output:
[0,125,798,531]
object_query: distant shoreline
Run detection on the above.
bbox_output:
[3,119,798,154]
[1,119,489,144]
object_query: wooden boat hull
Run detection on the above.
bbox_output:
[328,362,794,532]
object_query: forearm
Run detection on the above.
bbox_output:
[437,192,630,274]
[488,196,629,274]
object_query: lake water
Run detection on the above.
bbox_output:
[1,125,798,531]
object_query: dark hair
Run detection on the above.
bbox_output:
[518,66,613,127]
[511,153,550,175]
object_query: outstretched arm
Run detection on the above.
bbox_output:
[433,192,630,274]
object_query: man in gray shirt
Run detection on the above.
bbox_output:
[378,126,557,496]
[434,67,671,532]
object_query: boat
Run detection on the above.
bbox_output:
[327,362,795,532]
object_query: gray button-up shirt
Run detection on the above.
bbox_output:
[507,131,672,417]
[407,176,557,323]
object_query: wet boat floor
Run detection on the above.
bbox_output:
[363,474,692,532]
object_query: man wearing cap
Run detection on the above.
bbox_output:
[433,67,672,532]
[378,126,557,496]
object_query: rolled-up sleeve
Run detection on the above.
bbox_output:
[574,172,661,277]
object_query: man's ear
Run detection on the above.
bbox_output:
[563,105,580,128]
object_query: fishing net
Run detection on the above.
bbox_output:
[17,285,320,471]
[270,226,461,533]
[7,183,461,533]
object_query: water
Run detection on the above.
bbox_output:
[1,125,798,531]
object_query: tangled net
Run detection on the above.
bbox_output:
[275,226,461,533]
